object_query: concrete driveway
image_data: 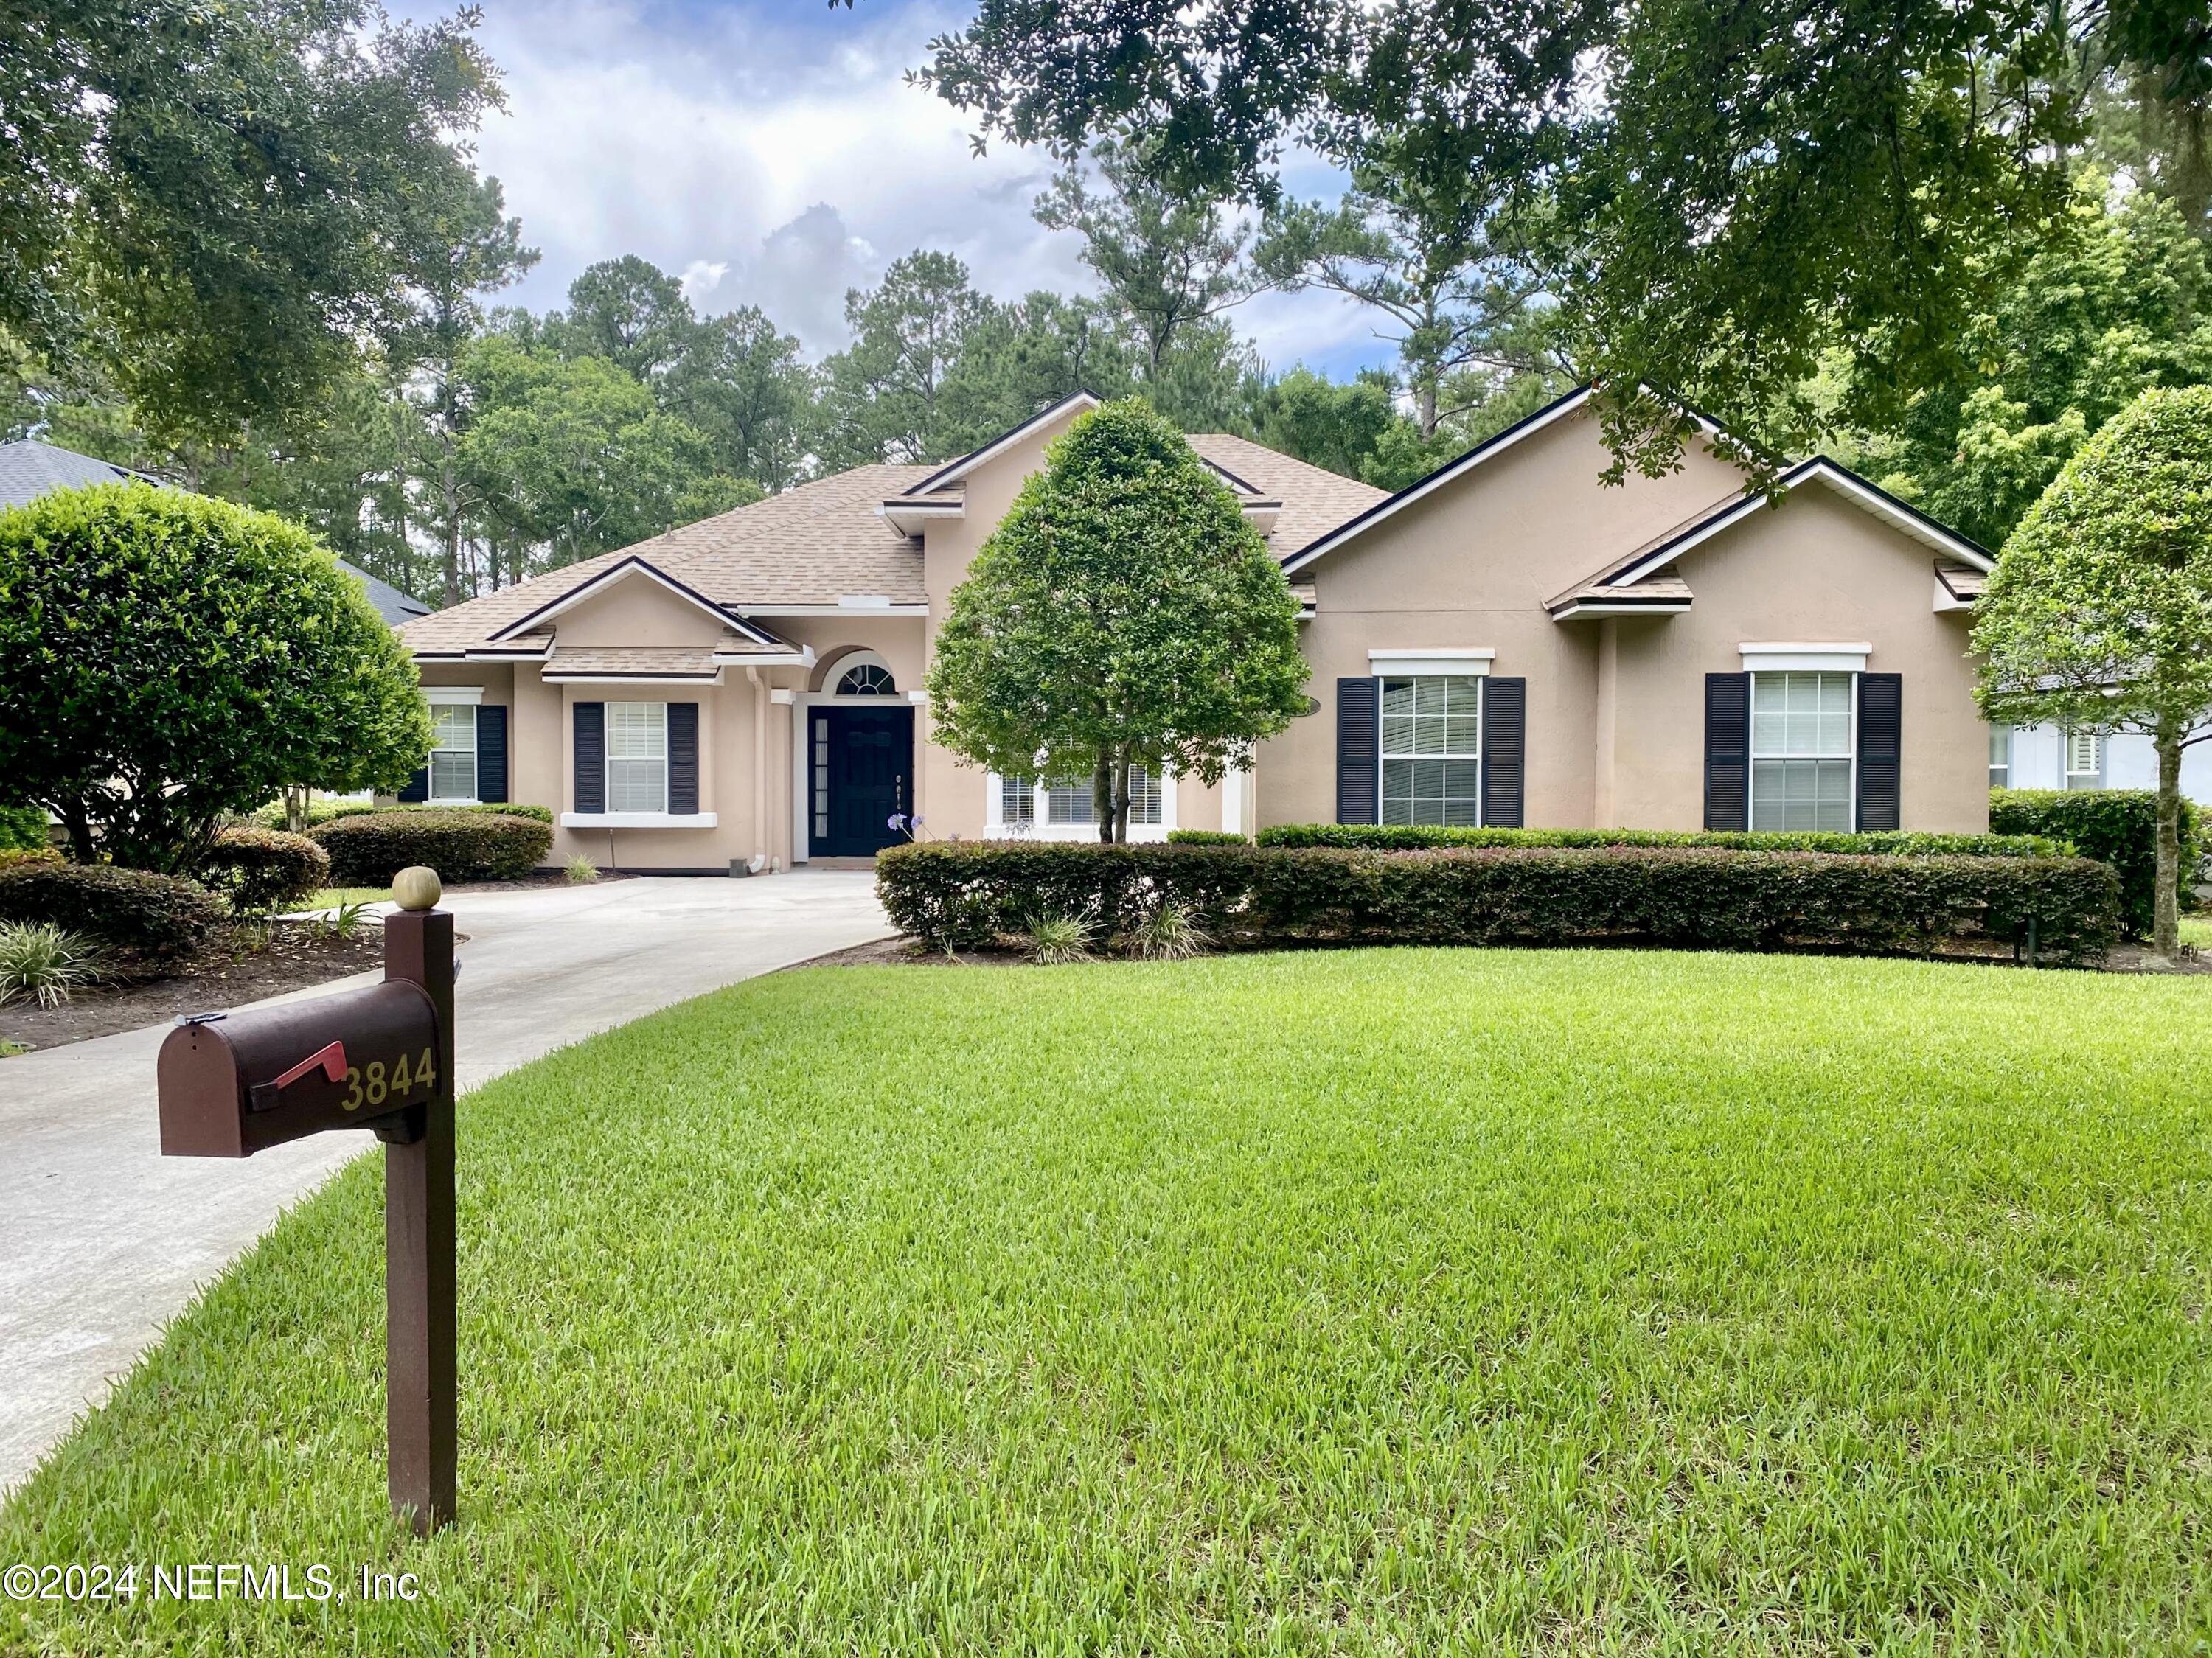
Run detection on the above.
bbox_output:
[0,871,891,1494]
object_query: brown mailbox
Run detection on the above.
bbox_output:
[159,980,443,1157]
[153,885,459,1536]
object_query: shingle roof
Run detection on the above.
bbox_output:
[0,439,161,506]
[400,440,1382,658]
[545,646,730,678]
[339,561,431,625]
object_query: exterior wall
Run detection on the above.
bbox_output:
[2006,722,2212,803]
[1257,411,1989,835]
[1606,488,1985,832]
[1257,410,1748,830]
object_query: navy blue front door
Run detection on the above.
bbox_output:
[813,706,914,857]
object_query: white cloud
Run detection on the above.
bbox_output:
[420,0,1392,373]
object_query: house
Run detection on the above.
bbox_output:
[392,389,2025,871]
[0,437,429,627]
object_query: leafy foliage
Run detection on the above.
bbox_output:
[251,798,554,829]
[310,810,552,885]
[0,863,223,973]
[1989,789,2204,939]
[1020,908,1099,964]
[926,400,1310,840]
[0,484,431,872]
[1259,824,2068,857]
[878,841,2121,964]
[0,805,46,852]
[196,827,333,917]
[0,922,99,1009]
[1975,386,2212,951]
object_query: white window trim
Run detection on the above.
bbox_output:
[1989,724,2013,790]
[423,685,484,705]
[983,766,1178,841]
[428,701,479,805]
[1377,672,1486,827]
[1739,642,1871,674]
[826,648,900,697]
[2065,728,2105,790]
[1748,670,1857,832]
[560,812,718,829]
[605,701,671,816]
[1368,648,1495,678]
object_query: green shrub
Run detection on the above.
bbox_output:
[1165,829,1249,846]
[0,863,223,972]
[0,804,48,851]
[1127,899,1211,960]
[1989,788,2202,938]
[1021,908,1099,965]
[878,842,2120,965]
[0,922,99,1008]
[312,810,552,885]
[564,854,600,885]
[1259,823,2067,857]
[0,846,60,873]
[251,798,556,829]
[196,826,331,914]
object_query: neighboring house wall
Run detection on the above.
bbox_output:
[1999,722,2212,801]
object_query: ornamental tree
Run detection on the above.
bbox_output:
[0,484,432,873]
[1973,386,2212,956]
[926,398,1310,842]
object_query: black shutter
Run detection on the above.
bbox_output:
[1335,677,1379,824]
[573,702,605,815]
[1480,676,1526,827]
[1704,672,1751,831]
[667,703,700,815]
[397,764,428,803]
[476,705,508,804]
[1857,672,1902,831]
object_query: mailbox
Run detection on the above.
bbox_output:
[159,980,443,1157]
[153,873,459,1535]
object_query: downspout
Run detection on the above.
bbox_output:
[746,667,768,872]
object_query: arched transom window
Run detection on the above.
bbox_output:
[835,662,897,696]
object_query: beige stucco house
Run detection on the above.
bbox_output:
[394,387,1997,871]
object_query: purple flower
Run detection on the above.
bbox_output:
[887,812,906,831]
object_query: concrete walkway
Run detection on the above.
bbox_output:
[0,871,892,1494]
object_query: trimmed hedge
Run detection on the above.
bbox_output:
[197,826,331,914]
[0,863,224,972]
[1257,823,2068,858]
[1989,788,2202,938]
[0,846,60,873]
[877,841,2120,964]
[252,798,556,829]
[311,810,552,885]
[1165,829,1250,846]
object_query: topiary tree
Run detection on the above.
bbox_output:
[0,483,432,874]
[1974,386,2212,957]
[926,398,1310,841]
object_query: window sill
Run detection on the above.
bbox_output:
[561,812,719,829]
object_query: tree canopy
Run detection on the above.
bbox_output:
[1974,384,2212,953]
[926,399,1310,840]
[0,484,431,871]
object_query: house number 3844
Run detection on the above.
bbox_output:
[341,1050,438,1112]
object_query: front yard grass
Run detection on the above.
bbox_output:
[4,950,2210,1654]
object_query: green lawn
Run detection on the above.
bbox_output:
[6,951,2211,1654]
[302,885,392,910]
[2182,915,2211,947]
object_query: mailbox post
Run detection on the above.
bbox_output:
[156,865,459,1535]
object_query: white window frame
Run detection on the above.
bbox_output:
[605,701,669,815]
[428,702,479,804]
[1989,724,2012,790]
[2065,728,2104,790]
[1377,674,1485,827]
[1748,670,1857,832]
[984,763,1176,840]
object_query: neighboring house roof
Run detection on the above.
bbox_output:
[400,422,1388,660]
[1,436,430,627]
[0,437,161,505]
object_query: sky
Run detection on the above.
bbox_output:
[430,0,1393,379]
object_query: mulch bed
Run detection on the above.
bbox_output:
[3,919,396,1052]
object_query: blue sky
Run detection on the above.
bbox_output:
[431,0,1391,379]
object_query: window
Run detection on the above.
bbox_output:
[813,716,830,840]
[1750,672,1854,830]
[606,702,668,813]
[1380,675,1482,826]
[836,662,896,696]
[999,775,1035,826]
[428,703,476,802]
[998,766,1163,829]
[1989,724,2012,789]
[1048,779,1095,825]
[2066,728,2104,790]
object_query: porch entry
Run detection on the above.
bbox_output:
[810,706,915,858]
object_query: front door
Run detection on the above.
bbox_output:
[813,706,914,858]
